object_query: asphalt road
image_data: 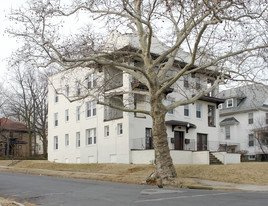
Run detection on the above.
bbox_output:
[0,172,267,206]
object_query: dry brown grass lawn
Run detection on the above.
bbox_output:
[0,160,13,166]
[1,160,267,186]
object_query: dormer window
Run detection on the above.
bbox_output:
[226,99,233,108]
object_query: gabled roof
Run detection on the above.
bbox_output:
[0,117,28,132]
[220,117,240,126]
[218,84,268,115]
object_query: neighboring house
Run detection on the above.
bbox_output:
[48,32,239,165]
[0,117,29,157]
[218,84,268,161]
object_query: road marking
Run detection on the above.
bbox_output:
[135,192,232,203]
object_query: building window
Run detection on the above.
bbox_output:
[218,104,222,109]
[195,76,201,90]
[54,113,58,126]
[54,136,58,150]
[18,133,23,140]
[54,90,58,103]
[18,145,22,150]
[117,123,123,135]
[65,134,69,146]
[65,109,69,122]
[226,99,233,108]
[208,105,215,127]
[196,103,201,118]
[87,73,97,89]
[225,126,231,139]
[183,75,189,88]
[166,70,174,77]
[167,98,174,114]
[184,105,189,116]
[86,101,97,117]
[65,85,69,97]
[249,134,254,147]
[76,81,81,96]
[76,132,80,147]
[104,126,109,137]
[145,128,153,149]
[76,106,80,121]
[248,155,256,160]
[266,113,268,124]
[248,112,253,124]
[86,128,96,145]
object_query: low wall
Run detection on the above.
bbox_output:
[130,150,155,164]
[212,152,241,164]
[192,151,210,165]
[170,150,193,164]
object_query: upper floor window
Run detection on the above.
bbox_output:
[54,113,58,126]
[76,106,80,121]
[65,134,69,146]
[76,132,80,147]
[184,105,189,116]
[86,101,97,118]
[184,75,189,88]
[87,73,97,89]
[248,112,253,124]
[208,105,215,127]
[65,85,69,97]
[65,109,69,122]
[86,128,96,145]
[167,98,175,114]
[266,113,268,124]
[226,99,233,108]
[76,81,81,96]
[166,70,174,77]
[104,126,109,137]
[54,136,58,150]
[117,123,123,135]
[218,104,222,109]
[195,77,201,90]
[248,134,254,147]
[54,90,59,103]
[196,103,201,118]
[225,126,230,139]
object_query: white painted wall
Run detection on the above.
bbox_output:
[212,152,241,164]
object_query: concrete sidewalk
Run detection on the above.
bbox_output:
[186,178,268,192]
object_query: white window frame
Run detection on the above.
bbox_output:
[76,81,81,96]
[183,75,189,88]
[87,73,97,89]
[86,101,97,118]
[86,128,96,145]
[104,126,109,137]
[196,103,201,118]
[117,123,123,135]
[65,85,69,97]
[195,76,201,90]
[65,109,69,122]
[226,99,233,108]
[54,113,58,126]
[167,98,174,114]
[218,104,222,109]
[248,112,254,124]
[76,106,80,121]
[54,90,58,103]
[65,134,69,146]
[225,126,231,139]
[54,136,58,150]
[249,134,254,147]
[184,105,189,116]
[76,132,80,147]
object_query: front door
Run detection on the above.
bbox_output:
[174,131,184,150]
[197,133,208,151]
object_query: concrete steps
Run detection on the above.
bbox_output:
[209,153,223,165]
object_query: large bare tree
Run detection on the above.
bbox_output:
[7,0,268,184]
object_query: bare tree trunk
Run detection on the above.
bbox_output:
[150,96,177,185]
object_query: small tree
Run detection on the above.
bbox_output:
[7,0,268,184]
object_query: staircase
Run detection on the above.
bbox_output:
[209,152,223,165]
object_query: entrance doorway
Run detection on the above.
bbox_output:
[197,133,208,151]
[174,131,184,150]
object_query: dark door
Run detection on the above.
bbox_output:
[145,128,153,149]
[174,131,184,150]
[197,133,208,151]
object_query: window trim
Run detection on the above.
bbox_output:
[226,98,233,108]
[196,103,201,118]
[54,113,58,127]
[225,126,231,140]
[183,75,189,88]
[248,133,254,147]
[54,136,58,150]
[184,105,189,117]
[76,132,81,147]
[104,126,109,137]
[117,123,123,135]
[248,112,254,124]
[86,128,97,145]
[65,109,69,122]
[65,134,69,147]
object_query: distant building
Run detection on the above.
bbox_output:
[0,117,30,157]
[218,84,268,161]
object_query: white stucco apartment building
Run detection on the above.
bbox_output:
[218,84,268,161]
[48,32,240,165]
